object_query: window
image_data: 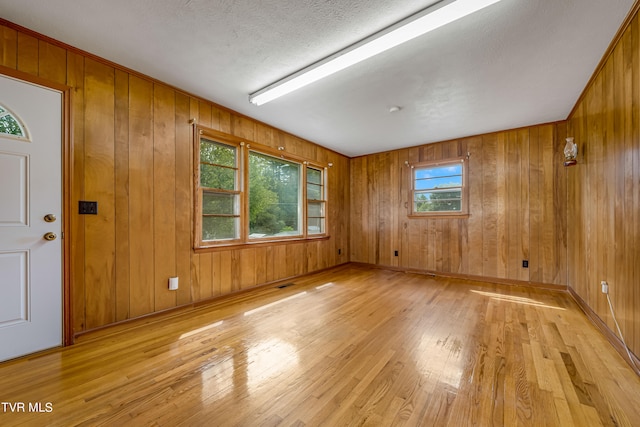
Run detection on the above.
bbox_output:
[248,151,301,238]
[195,126,328,248]
[199,137,241,242]
[410,158,468,216]
[306,166,326,235]
[0,104,28,140]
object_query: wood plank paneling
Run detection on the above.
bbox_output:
[0,26,18,68]
[38,40,66,84]
[632,14,640,357]
[128,76,155,318]
[482,133,499,278]
[567,9,640,360]
[174,92,192,307]
[67,51,86,333]
[16,32,38,74]
[350,123,567,287]
[153,83,177,311]
[466,136,483,277]
[114,69,130,322]
[83,59,116,329]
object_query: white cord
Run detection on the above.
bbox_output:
[606,293,640,376]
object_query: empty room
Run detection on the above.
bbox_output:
[0,0,639,425]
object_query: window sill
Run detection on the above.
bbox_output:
[408,213,470,219]
[194,235,330,253]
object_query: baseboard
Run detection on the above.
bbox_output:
[568,286,640,371]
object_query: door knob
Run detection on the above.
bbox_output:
[43,232,57,241]
[44,214,56,223]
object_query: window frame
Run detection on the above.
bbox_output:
[305,164,327,237]
[408,157,469,218]
[194,125,329,250]
[195,128,244,246]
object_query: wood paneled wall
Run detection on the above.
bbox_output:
[0,22,350,334]
[567,10,640,359]
[350,123,568,286]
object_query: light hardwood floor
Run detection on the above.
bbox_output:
[0,265,639,426]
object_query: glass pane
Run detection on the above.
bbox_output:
[200,164,235,190]
[415,164,462,179]
[415,175,462,191]
[0,114,25,138]
[414,190,462,212]
[308,217,324,234]
[414,190,462,202]
[415,164,462,191]
[202,216,238,240]
[308,201,324,217]
[200,138,236,167]
[307,167,322,185]
[249,152,301,238]
[307,182,322,200]
[203,192,237,215]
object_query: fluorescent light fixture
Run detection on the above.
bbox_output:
[249,0,504,106]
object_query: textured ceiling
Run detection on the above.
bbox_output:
[0,0,635,156]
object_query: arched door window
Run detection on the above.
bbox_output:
[0,104,29,140]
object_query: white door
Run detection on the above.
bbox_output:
[0,73,62,362]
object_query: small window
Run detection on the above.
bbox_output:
[306,166,326,235]
[0,104,29,140]
[199,137,241,242]
[410,158,468,216]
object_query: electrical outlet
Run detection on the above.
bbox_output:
[601,281,608,294]
[522,260,529,268]
[338,249,341,255]
[394,250,399,257]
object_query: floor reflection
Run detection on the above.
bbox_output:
[469,290,565,310]
[243,292,308,316]
[246,338,300,391]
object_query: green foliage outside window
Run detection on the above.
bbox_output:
[0,106,26,138]
[414,191,462,212]
[249,152,300,237]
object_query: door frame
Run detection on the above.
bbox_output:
[0,65,73,347]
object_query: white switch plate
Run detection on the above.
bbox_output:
[169,276,179,291]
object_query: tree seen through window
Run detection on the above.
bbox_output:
[413,162,464,213]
